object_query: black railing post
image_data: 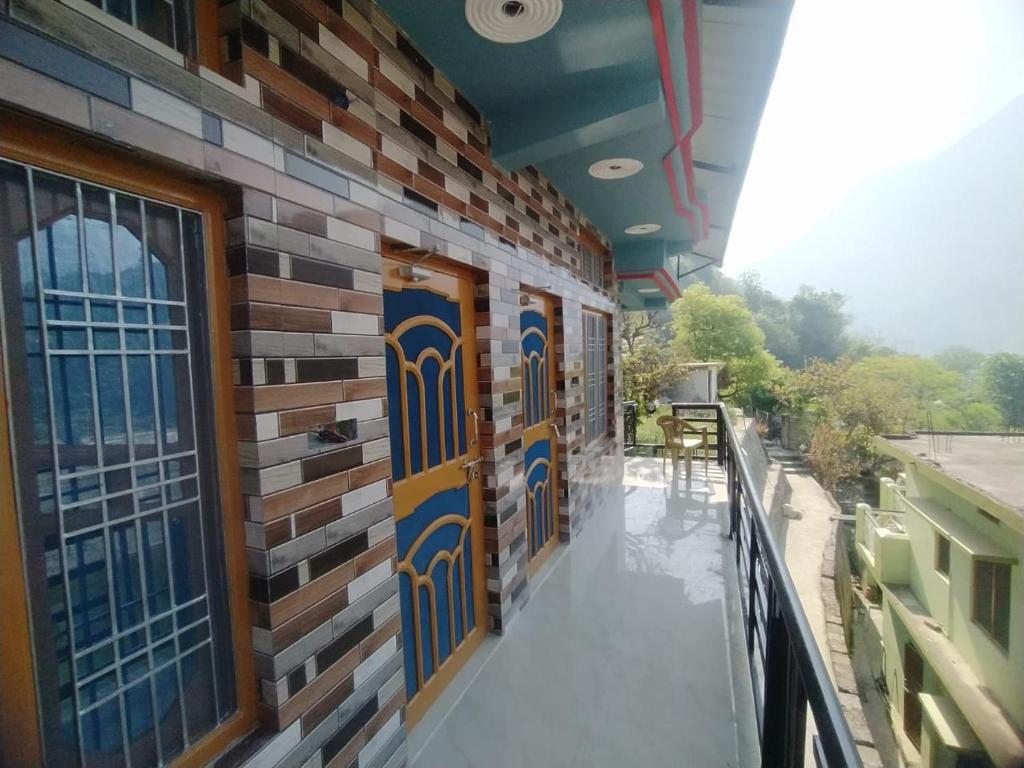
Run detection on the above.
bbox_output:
[714,401,861,768]
[729,453,740,540]
[716,405,726,466]
[746,521,759,657]
[761,587,808,768]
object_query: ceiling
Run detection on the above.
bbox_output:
[378,0,792,309]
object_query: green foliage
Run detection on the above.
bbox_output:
[933,345,987,375]
[739,272,802,367]
[621,309,672,354]
[670,283,782,403]
[807,422,859,493]
[981,353,1024,428]
[775,358,910,487]
[635,404,672,444]
[961,402,1003,431]
[849,356,964,431]
[789,286,848,363]
[622,343,680,413]
[672,283,765,360]
[845,337,897,361]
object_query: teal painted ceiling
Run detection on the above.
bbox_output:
[378,0,706,309]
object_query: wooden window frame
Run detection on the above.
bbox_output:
[0,110,255,766]
[935,533,951,578]
[971,557,1011,654]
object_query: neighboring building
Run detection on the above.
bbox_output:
[854,435,1024,768]
[0,1,787,766]
[668,361,721,404]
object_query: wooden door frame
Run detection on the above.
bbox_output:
[381,244,488,726]
[520,290,560,575]
[0,111,256,766]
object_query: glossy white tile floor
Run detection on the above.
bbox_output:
[408,457,760,768]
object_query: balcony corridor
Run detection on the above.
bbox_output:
[407,458,760,768]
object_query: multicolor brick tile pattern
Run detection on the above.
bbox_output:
[0,0,622,765]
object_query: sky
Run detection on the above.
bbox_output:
[723,0,1024,278]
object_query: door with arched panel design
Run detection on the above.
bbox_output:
[520,293,560,572]
[382,254,486,726]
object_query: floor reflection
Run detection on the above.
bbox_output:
[409,457,759,768]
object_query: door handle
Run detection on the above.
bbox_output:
[468,408,479,447]
[551,421,561,439]
[462,456,482,480]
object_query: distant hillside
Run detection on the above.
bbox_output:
[753,94,1024,354]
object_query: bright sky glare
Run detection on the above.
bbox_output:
[723,1,1024,276]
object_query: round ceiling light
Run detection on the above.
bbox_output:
[465,0,563,44]
[588,158,644,180]
[625,223,661,235]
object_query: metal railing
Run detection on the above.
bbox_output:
[673,402,862,768]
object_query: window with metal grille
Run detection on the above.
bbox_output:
[972,559,1011,651]
[87,0,196,54]
[583,311,608,443]
[579,246,603,288]
[0,158,236,765]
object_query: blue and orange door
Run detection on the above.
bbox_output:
[382,252,487,725]
[519,293,560,573]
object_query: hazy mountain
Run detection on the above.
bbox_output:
[752,94,1024,355]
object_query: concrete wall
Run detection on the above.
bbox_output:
[877,472,1024,743]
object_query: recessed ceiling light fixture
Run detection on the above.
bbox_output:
[637,287,662,294]
[625,223,661,235]
[588,158,643,180]
[465,0,563,44]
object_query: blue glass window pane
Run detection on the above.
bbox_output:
[168,502,206,606]
[181,646,216,742]
[81,696,125,768]
[111,523,144,632]
[96,356,129,466]
[158,354,194,454]
[83,185,115,296]
[51,355,98,474]
[127,356,156,460]
[154,663,183,761]
[147,201,183,302]
[33,171,82,293]
[141,513,171,616]
[114,195,145,298]
[65,531,112,649]
[92,300,118,322]
[124,679,158,767]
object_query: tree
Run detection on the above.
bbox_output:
[981,353,1024,428]
[807,422,858,492]
[671,283,781,403]
[620,310,671,354]
[846,337,897,361]
[934,346,987,376]
[620,311,656,355]
[849,356,964,431]
[789,286,849,364]
[622,343,680,412]
[739,272,801,367]
[961,402,1003,431]
[672,283,765,361]
[774,358,908,488]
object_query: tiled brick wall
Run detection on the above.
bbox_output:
[0,0,622,766]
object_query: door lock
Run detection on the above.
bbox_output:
[462,456,483,480]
